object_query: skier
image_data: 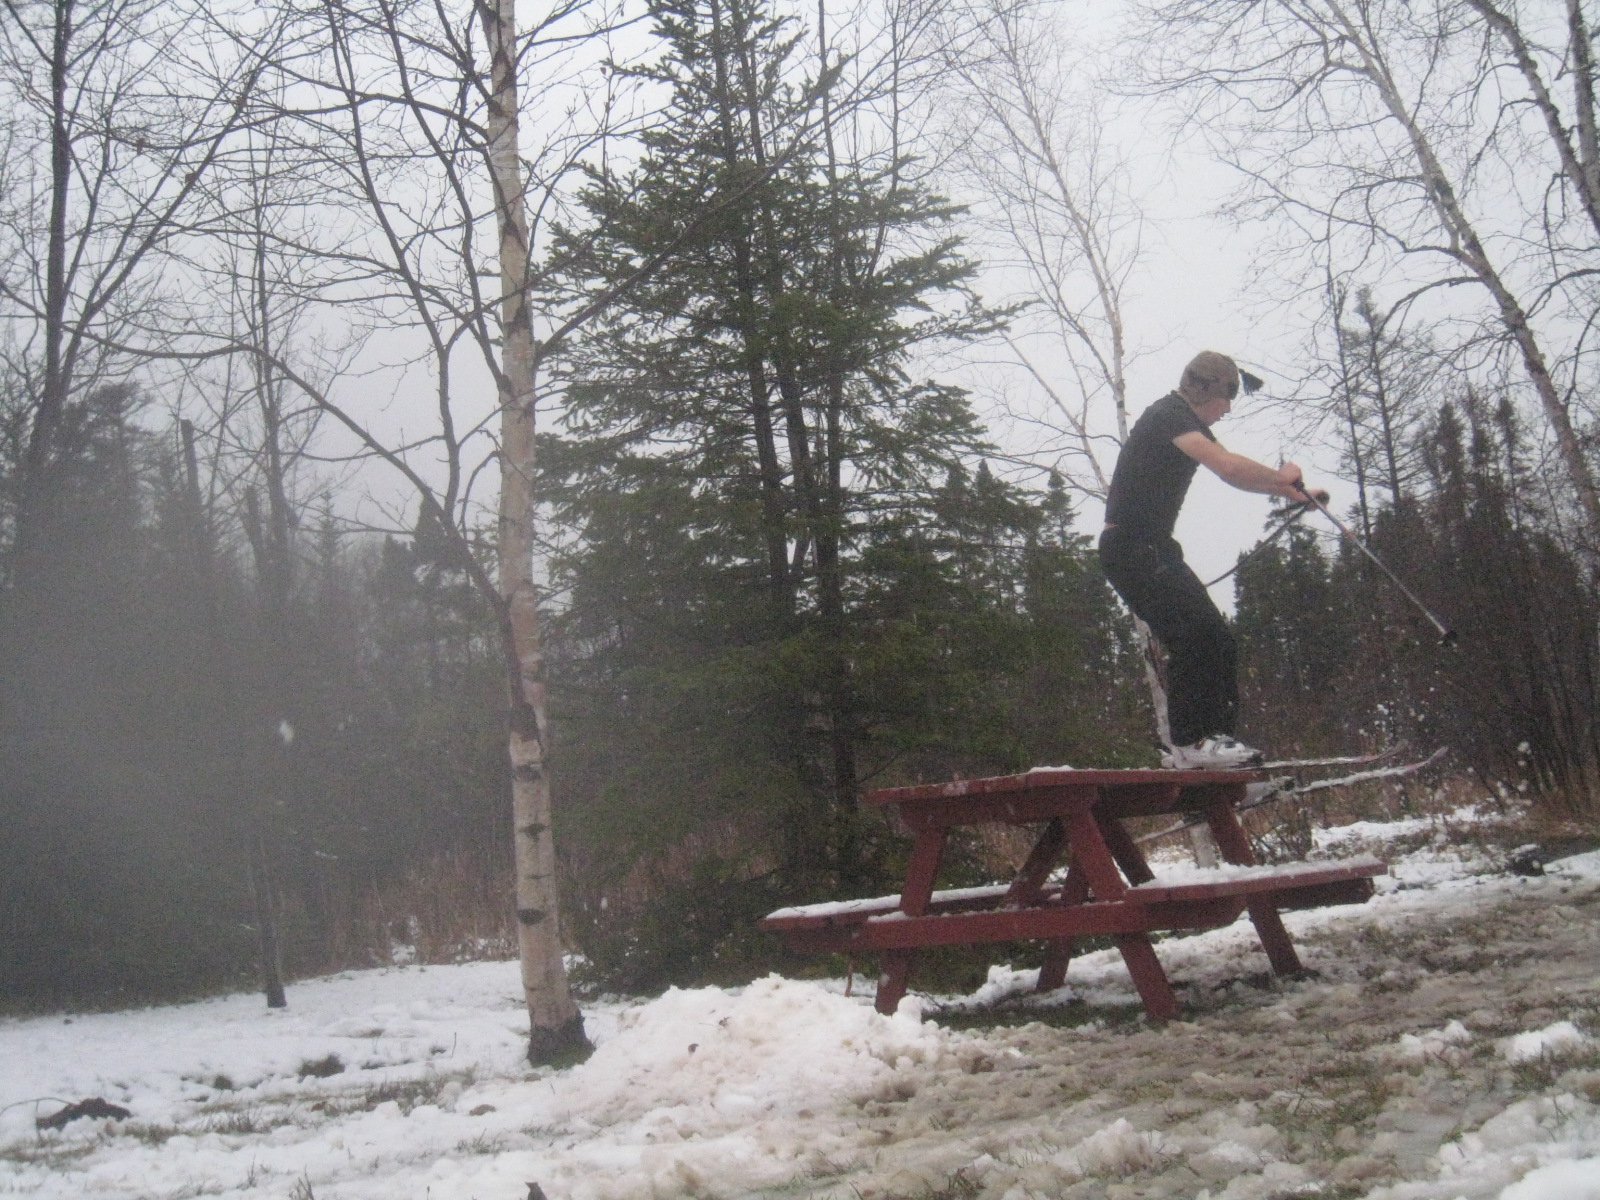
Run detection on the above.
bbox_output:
[1099,351,1326,769]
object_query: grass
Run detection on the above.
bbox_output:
[929,997,1145,1034]
[349,1075,459,1114]
[1508,1043,1600,1091]
[453,1129,512,1155]
[868,1167,984,1199]
[296,1054,345,1079]
[196,1106,274,1136]
[0,1137,99,1169]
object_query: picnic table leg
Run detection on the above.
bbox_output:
[871,827,947,1015]
[1096,811,1155,885]
[875,952,914,1015]
[1066,806,1181,1018]
[899,829,946,916]
[1115,934,1181,1020]
[1007,817,1067,905]
[1201,791,1306,977]
[1036,865,1089,993]
[1245,899,1304,975]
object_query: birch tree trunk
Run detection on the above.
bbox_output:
[483,0,590,1066]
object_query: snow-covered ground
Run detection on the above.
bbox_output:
[3,806,1599,1200]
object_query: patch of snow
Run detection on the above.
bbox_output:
[1397,1019,1474,1064]
[1498,1156,1600,1199]
[1549,849,1600,881]
[1501,1021,1592,1064]
[1128,854,1385,888]
[4,804,1600,1200]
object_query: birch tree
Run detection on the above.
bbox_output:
[214,0,615,1062]
[200,0,859,1058]
[483,0,588,1063]
[936,0,1140,499]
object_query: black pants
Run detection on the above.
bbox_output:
[1098,529,1237,747]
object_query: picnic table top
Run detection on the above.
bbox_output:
[866,765,1270,808]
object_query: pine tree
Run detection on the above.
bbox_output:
[549,0,997,888]
[1233,516,1349,754]
[1414,397,1600,801]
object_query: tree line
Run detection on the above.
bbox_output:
[1,0,1597,1042]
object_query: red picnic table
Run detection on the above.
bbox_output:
[761,766,1386,1018]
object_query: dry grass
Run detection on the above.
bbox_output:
[312,850,518,972]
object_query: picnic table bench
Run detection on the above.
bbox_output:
[760,766,1386,1019]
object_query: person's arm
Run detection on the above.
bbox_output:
[1173,431,1317,501]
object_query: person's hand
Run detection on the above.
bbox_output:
[1276,464,1328,506]
[1288,476,1330,508]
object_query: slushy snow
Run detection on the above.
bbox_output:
[3,814,1598,1200]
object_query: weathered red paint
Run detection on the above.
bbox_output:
[762,767,1387,1018]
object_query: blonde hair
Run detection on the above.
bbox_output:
[1178,351,1239,403]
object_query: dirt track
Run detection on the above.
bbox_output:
[803,860,1600,1199]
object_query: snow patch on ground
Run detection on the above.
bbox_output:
[1501,1021,1592,1064]
[2,814,1598,1200]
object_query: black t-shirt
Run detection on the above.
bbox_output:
[1104,392,1215,540]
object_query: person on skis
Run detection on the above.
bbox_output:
[1098,350,1325,769]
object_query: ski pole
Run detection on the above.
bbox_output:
[1295,484,1458,646]
[1204,502,1311,588]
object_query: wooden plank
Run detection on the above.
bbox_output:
[866,766,1270,809]
[761,865,1382,940]
[1065,807,1130,899]
[1247,898,1303,975]
[876,951,914,1015]
[1116,934,1180,1020]
[836,897,1246,951]
[761,883,1019,931]
[1097,810,1156,885]
[1126,861,1386,903]
[1200,794,1258,865]
[1006,817,1067,906]
[1036,866,1090,992]
[900,830,947,916]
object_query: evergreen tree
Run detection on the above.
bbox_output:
[0,389,260,1003]
[1413,397,1600,799]
[1233,516,1349,754]
[548,0,999,894]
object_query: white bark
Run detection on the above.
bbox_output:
[1319,0,1600,551]
[483,0,588,1064]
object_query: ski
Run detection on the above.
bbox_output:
[1270,747,1447,800]
[1259,744,1407,771]
[1138,747,1447,845]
